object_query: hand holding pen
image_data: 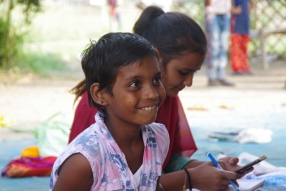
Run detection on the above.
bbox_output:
[207,152,241,191]
[184,159,241,191]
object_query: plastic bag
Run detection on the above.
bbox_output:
[34,112,71,157]
[234,128,273,144]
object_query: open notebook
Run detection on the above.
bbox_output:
[229,179,265,191]
[191,179,265,191]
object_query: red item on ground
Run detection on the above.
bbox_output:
[1,156,57,178]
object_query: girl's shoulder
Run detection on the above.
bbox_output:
[144,122,169,140]
[53,125,109,175]
[71,124,111,157]
[56,124,109,169]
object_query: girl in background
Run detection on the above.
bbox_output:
[230,0,254,75]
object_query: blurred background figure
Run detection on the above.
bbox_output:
[89,0,123,32]
[204,0,237,86]
[136,0,172,12]
[107,0,124,31]
[230,0,254,75]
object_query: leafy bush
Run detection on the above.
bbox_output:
[0,18,24,69]
[0,0,41,70]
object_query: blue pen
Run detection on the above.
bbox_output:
[207,152,240,191]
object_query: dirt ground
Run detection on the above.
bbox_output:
[0,59,286,141]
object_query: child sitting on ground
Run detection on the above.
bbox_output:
[49,32,169,191]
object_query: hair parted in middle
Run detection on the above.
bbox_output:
[80,32,158,112]
[133,6,207,68]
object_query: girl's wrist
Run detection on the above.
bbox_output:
[187,168,196,189]
[186,162,211,189]
[184,168,192,190]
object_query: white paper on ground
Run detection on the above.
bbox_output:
[229,179,265,191]
[191,179,265,191]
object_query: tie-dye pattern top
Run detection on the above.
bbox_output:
[49,112,169,191]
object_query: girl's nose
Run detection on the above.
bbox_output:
[145,85,158,100]
[183,75,193,87]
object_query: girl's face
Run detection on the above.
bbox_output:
[160,52,205,97]
[104,56,166,128]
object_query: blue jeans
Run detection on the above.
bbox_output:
[205,13,231,80]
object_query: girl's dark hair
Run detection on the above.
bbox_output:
[72,32,157,112]
[133,6,207,68]
[70,79,86,104]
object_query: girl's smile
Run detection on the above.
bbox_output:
[103,55,166,131]
[139,105,158,111]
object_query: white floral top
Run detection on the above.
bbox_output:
[49,112,169,191]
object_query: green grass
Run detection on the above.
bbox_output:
[17,48,68,77]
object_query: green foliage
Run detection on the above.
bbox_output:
[17,0,41,24]
[0,18,23,69]
[0,19,10,68]
[0,0,41,69]
[17,49,68,77]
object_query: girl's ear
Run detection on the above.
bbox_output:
[90,83,108,106]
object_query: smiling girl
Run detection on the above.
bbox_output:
[49,32,169,191]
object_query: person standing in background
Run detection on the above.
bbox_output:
[205,0,240,86]
[230,0,254,75]
[107,0,123,31]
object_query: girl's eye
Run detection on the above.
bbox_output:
[179,71,197,76]
[153,77,162,84]
[130,81,139,88]
[179,71,189,76]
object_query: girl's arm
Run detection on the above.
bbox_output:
[160,155,253,191]
[165,153,249,172]
[52,154,93,191]
[163,153,196,173]
[158,162,241,191]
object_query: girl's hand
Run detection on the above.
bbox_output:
[189,162,241,191]
[218,156,254,176]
